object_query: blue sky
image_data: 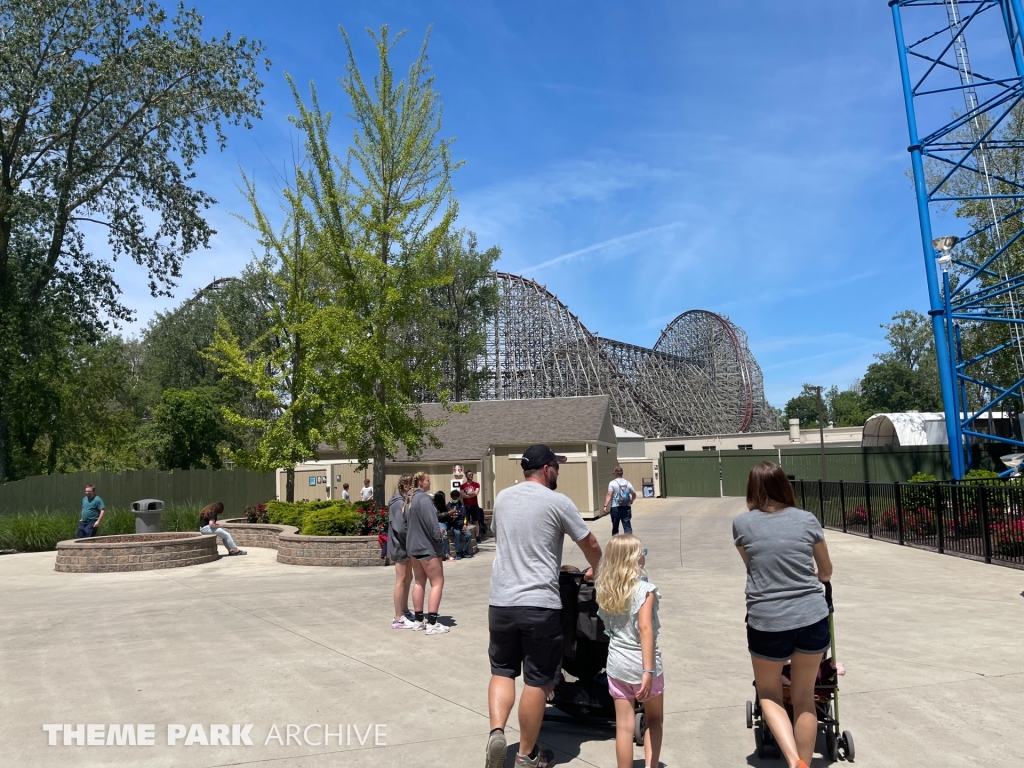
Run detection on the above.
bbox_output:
[113,1,936,408]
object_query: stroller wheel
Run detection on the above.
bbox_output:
[745,700,754,729]
[826,727,840,762]
[633,711,646,747]
[841,730,855,762]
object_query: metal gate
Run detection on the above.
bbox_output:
[659,452,720,497]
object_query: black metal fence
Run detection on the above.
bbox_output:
[793,479,1024,569]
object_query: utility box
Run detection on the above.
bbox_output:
[131,499,164,534]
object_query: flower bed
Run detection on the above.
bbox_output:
[219,521,384,566]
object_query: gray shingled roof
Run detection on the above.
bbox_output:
[391,395,612,461]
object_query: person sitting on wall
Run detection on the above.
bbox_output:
[199,502,246,556]
[448,490,473,560]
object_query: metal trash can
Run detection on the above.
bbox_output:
[131,499,165,534]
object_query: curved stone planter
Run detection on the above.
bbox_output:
[55,533,218,573]
[219,521,384,567]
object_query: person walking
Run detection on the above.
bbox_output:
[485,444,603,768]
[596,534,664,768]
[360,479,373,502]
[388,475,417,629]
[461,469,486,540]
[199,502,246,555]
[76,485,105,538]
[341,483,351,502]
[733,461,833,768]
[405,473,450,635]
[603,467,636,534]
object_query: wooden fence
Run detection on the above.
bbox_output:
[0,468,276,515]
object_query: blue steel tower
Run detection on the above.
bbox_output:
[891,0,1024,477]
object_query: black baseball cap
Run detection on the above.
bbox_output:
[520,444,567,471]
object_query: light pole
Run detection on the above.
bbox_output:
[932,236,965,478]
[814,385,826,481]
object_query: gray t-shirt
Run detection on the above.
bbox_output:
[732,507,828,632]
[489,481,592,610]
[598,580,663,684]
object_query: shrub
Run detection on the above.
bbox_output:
[964,468,1003,485]
[990,519,1024,556]
[300,507,362,536]
[244,504,269,524]
[847,505,868,526]
[357,504,389,536]
[908,472,937,483]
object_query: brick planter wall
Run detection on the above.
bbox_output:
[55,533,218,573]
[219,520,384,567]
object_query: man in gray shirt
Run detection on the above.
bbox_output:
[485,445,602,768]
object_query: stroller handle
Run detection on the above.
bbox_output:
[823,580,833,613]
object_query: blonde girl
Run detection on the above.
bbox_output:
[596,534,663,768]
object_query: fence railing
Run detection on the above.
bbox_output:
[794,479,1024,569]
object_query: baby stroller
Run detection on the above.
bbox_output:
[745,582,855,762]
[545,568,647,747]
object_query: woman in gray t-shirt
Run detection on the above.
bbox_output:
[405,473,450,635]
[733,461,833,768]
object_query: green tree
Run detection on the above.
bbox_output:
[146,387,228,470]
[288,26,461,502]
[0,0,267,480]
[433,230,500,401]
[860,358,941,414]
[784,384,824,428]
[204,188,336,502]
[826,385,868,427]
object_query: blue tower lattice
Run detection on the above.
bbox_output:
[891,0,1024,477]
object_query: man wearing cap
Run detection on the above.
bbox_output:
[485,445,603,768]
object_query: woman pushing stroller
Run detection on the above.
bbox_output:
[733,462,834,768]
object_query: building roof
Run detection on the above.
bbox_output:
[381,396,613,462]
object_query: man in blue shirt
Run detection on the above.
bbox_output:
[77,485,105,538]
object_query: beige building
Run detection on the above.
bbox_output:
[279,396,627,518]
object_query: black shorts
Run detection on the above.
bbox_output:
[747,616,831,663]
[488,606,563,688]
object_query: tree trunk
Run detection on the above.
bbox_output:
[373,440,386,508]
[286,467,295,503]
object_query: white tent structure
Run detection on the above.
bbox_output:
[862,413,948,446]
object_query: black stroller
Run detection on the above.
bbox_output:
[746,582,855,762]
[544,568,647,747]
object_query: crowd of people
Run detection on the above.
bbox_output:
[383,450,831,768]
[75,445,832,768]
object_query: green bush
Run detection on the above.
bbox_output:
[908,472,936,483]
[266,500,334,528]
[963,468,1002,484]
[0,502,211,552]
[299,506,362,536]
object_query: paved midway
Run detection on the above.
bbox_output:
[1,497,1020,767]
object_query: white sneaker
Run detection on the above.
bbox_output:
[391,616,417,629]
[410,620,426,631]
[425,622,450,635]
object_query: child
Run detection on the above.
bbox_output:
[595,534,663,768]
[447,490,473,559]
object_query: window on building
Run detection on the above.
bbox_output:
[702,446,716,452]
[665,444,686,451]
[738,444,753,450]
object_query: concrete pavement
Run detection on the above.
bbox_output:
[0,496,1020,767]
